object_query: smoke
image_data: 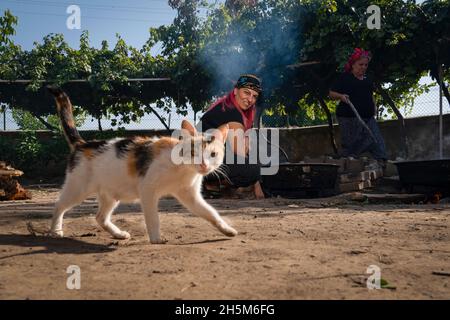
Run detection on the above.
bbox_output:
[199,4,302,99]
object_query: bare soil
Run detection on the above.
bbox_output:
[0,185,449,300]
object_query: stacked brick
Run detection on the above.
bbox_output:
[302,156,397,193]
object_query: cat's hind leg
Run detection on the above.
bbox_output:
[174,190,237,237]
[95,194,130,239]
[50,182,89,237]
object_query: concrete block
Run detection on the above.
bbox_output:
[364,160,380,171]
[361,193,426,204]
[346,159,365,173]
[338,181,365,193]
[363,179,372,188]
[361,171,371,181]
[324,158,347,173]
[340,172,363,183]
[370,169,384,180]
[359,169,383,181]
[384,161,398,177]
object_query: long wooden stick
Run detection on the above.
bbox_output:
[346,98,377,142]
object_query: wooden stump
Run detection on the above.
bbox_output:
[0,162,32,201]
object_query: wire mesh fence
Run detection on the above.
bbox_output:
[405,85,449,118]
[1,84,449,131]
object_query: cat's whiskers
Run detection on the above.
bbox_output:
[214,166,232,185]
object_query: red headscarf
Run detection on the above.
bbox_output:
[344,48,372,73]
[206,90,256,131]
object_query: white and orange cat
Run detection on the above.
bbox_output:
[47,87,237,244]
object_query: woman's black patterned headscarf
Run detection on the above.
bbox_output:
[235,74,262,93]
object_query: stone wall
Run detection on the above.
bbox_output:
[1,114,449,164]
[276,114,450,162]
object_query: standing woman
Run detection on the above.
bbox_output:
[329,48,388,164]
[197,74,265,199]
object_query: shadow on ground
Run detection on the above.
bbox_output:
[0,234,115,260]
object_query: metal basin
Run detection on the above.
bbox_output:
[393,159,450,188]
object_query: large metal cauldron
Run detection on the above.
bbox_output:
[394,159,450,188]
[261,163,339,198]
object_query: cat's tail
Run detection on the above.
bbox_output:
[47,86,85,151]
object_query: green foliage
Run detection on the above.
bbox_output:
[12,109,59,130]
[0,134,16,162]
[11,131,70,175]
[38,134,70,163]
[12,107,87,131]
[0,10,21,81]
[15,131,42,169]
[0,129,165,178]
[0,132,68,177]
[0,9,17,46]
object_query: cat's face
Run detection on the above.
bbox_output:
[195,134,225,175]
[179,120,228,176]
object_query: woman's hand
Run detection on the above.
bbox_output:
[340,94,350,104]
[329,90,349,104]
[244,136,250,155]
[227,122,248,157]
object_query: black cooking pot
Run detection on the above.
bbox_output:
[261,162,339,198]
[393,159,450,188]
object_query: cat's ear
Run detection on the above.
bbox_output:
[181,120,197,136]
[213,124,229,144]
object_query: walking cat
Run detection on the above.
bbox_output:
[47,87,237,244]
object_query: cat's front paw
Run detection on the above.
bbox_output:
[150,236,168,244]
[50,230,64,238]
[219,224,238,237]
[113,231,131,240]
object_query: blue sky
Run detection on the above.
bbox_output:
[1,0,178,50]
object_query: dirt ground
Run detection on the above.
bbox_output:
[0,185,449,300]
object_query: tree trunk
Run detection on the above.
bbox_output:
[317,95,338,154]
[97,117,103,132]
[441,81,450,107]
[430,66,450,107]
[36,116,58,132]
[145,105,170,131]
[375,84,409,158]
[305,69,338,154]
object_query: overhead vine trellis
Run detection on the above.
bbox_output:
[0,77,181,131]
